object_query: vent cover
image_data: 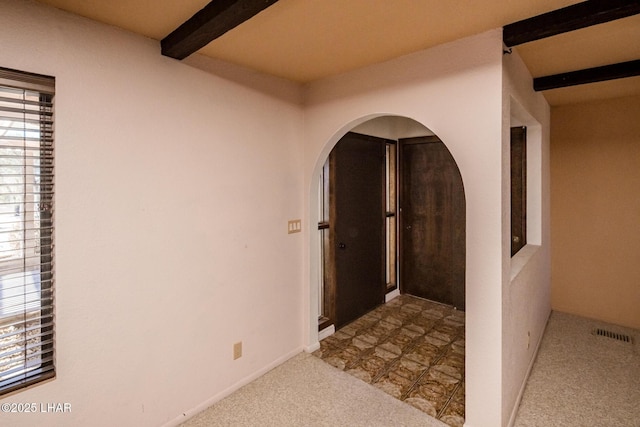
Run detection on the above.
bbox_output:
[593,328,632,343]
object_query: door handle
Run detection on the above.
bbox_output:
[338,242,346,249]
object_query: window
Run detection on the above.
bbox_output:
[511,126,526,256]
[385,142,397,291]
[317,158,330,330]
[0,67,55,395]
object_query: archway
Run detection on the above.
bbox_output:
[311,115,466,330]
[309,115,467,424]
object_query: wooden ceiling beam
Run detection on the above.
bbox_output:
[504,0,640,47]
[161,0,279,60]
[533,59,640,91]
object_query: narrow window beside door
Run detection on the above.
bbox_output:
[385,142,397,291]
[0,67,55,395]
[317,159,331,330]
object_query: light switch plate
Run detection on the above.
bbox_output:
[288,219,301,234]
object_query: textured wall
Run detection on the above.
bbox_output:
[501,49,551,427]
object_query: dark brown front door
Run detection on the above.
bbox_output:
[330,132,386,328]
[400,136,465,310]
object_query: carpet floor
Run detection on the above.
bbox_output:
[179,351,446,427]
[514,311,640,427]
[180,306,639,427]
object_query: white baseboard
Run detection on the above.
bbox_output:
[303,323,336,353]
[318,324,335,341]
[506,311,551,427]
[163,346,303,427]
[385,288,400,302]
[304,341,321,352]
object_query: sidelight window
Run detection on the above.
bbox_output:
[385,142,397,291]
[317,159,331,330]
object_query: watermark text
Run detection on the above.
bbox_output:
[1,402,71,413]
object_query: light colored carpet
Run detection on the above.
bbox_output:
[514,311,640,427]
[180,352,446,427]
[180,311,639,427]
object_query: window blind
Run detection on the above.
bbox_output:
[0,67,55,395]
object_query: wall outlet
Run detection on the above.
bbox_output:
[233,341,242,360]
[287,219,302,234]
[527,331,530,349]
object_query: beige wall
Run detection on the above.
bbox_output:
[1,1,305,426]
[551,95,640,330]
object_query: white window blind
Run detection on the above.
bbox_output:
[0,67,55,395]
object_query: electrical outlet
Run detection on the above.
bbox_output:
[287,219,301,234]
[233,341,242,360]
[527,331,530,349]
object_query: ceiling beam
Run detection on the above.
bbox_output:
[504,0,640,47]
[533,60,640,91]
[161,0,279,60]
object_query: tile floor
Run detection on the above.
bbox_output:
[313,294,465,427]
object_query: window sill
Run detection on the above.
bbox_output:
[510,244,541,282]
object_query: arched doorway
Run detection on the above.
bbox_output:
[311,115,467,425]
[315,116,465,328]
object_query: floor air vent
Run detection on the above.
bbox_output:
[593,328,632,343]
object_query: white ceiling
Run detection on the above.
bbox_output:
[35,0,640,106]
